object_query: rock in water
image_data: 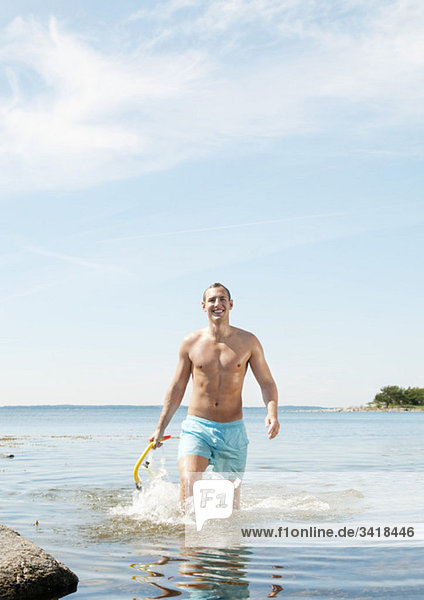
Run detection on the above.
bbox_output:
[0,525,78,600]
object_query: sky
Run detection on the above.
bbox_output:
[1,0,423,407]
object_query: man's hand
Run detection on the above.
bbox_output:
[265,415,280,439]
[148,427,165,449]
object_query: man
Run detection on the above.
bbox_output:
[149,282,279,503]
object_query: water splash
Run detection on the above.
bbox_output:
[111,477,184,527]
[111,468,364,537]
[243,487,364,519]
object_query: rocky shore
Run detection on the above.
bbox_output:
[0,525,78,600]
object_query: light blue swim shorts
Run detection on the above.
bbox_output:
[177,415,249,477]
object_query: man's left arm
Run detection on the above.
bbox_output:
[248,336,280,439]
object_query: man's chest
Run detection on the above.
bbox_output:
[190,340,250,372]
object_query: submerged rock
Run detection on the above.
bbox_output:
[0,525,78,600]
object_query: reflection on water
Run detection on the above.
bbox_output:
[130,547,284,600]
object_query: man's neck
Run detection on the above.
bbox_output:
[207,320,232,341]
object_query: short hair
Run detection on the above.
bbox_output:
[203,282,231,302]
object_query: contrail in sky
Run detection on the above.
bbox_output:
[27,246,115,270]
[2,279,67,302]
[26,246,133,275]
[99,212,346,243]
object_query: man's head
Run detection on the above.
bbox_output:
[202,282,231,302]
[202,283,233,322]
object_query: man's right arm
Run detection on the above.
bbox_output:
[149,338,192,448]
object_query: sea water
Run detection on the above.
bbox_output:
[1,406,423,599]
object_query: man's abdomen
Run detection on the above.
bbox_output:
[188,391,243,422]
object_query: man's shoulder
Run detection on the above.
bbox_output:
[181,328,207,346]
[230,327,259,345]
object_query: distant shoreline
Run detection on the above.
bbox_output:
[294,406,424,413]
[1,404,423,412]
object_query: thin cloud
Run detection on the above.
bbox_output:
[99,212,346,243]
[1,2,424,192]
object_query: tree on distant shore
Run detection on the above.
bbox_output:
[404,387,424,406]
[369,386,424,408]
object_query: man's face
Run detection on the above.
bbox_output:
[202,287,233,321]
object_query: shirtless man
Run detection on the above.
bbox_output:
[149,283,279,502]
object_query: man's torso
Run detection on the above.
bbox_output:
[187,326,254,422]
